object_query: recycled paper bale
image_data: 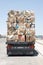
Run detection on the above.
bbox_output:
[12,30,18,35]
[7,10,35,42]
[31,24,35,28]
[29,36,35,42]
[25,23,31,28]
[24,10,31,17]
[8,10,15,17]
[7,35,14,41]
[16,16,20,23]
[19,16,25,24]
[29,16,35,23]
[26,35,35,42]
[12,35,18,42]
[7,28,18,35]
[7,35,18,42]
[29,29,35,36]
[15,11,20,16]
[8,16,16,23]
[7,29,12,35]
[17,26,26,35]
[26,29,30,35]
[7,22,12,28]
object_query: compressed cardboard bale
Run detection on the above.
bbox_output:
[7,34,13,41]
[24,10,31,17]
[8,27,15,32]
[25,16,35,23]
[18,35,25,42]
[11,23,16,28]
[7,10,35,42]
[24,16,35,23]
[16,15,25,24]
[15,11,21,16]
[7,23,19,35]
[29,29,35,36]
[8,35,18,42]
[19,16,25,24]
[7,29,12,35]
[29,23,35,28]
[12,35,18,42]
[26,29,30,35]
[29,36,35,42]
[25,23,31,28]
[9,23,19,30]
[16,16,20,23]
[24,13,30,23]
[8,10,15,17]
[31,24,35,28]
[11,30,18,35]
[7,22,12,28]
[17,26,26,35]
[7,27,17,35]
[24,17,30,23]
[15,23,19,29]
[13,16,16,23]
[26,35,35,42]
[8,16,16,23]
[26,28,35,36]
[7,22,16,29]
[29,16,35,23]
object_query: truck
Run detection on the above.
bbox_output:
[6,10,35,56]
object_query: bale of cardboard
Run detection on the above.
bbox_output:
[7,10,35,42]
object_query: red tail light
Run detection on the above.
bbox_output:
[29,44,35,49]
[7,45,13,49]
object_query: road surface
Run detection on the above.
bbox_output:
[0,38,43,65]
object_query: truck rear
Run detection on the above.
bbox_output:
[6,10,35,56]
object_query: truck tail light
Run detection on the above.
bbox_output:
[29,44,35,49]
[7,45,13,49]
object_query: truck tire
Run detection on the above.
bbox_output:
[7,49,12,56]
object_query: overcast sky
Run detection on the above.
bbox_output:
[0,0,43,35]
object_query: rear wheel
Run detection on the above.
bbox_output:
[7,48,12,56]
[7,44,13,56]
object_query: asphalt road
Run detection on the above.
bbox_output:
[0,38,43,65]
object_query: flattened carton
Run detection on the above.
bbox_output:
[7,10,35,42]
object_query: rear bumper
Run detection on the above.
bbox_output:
[6,41,35,46]
[7,47,34,55]
[6,41,35,55]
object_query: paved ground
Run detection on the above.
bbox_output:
[0,38,43,65]
[36,39,43,55]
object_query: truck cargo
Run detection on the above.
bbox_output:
[6,10,35,56]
